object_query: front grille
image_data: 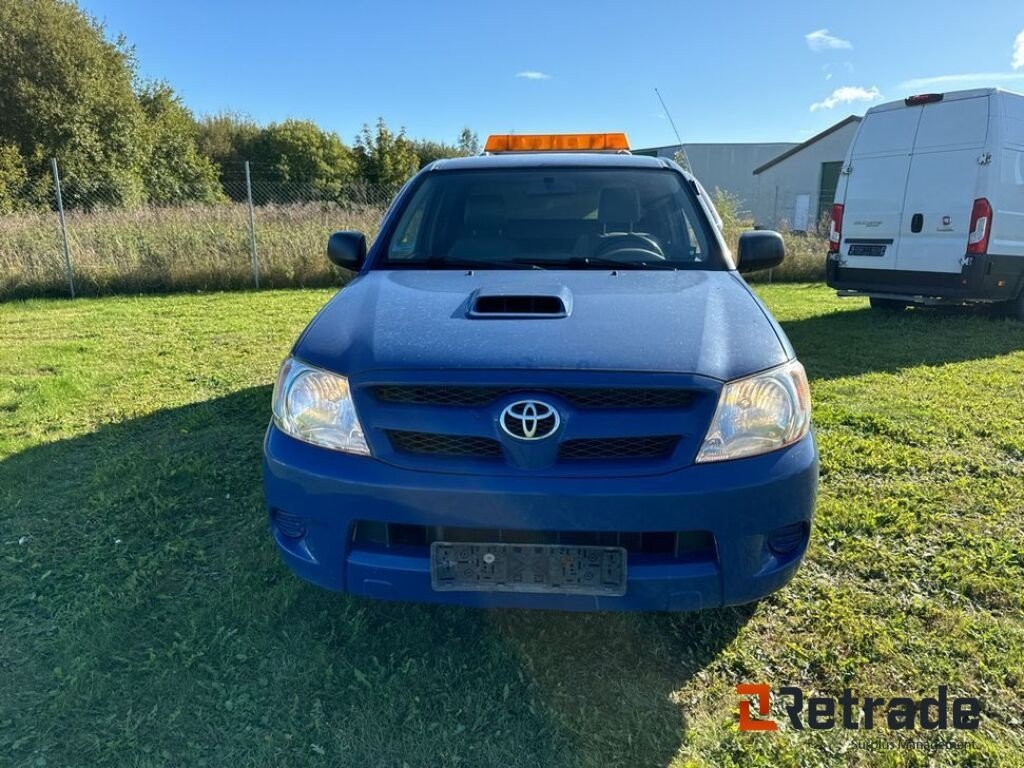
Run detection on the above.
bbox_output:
[373,385,693,409]
[387,429,681,461]
[387,430,502,458]
[352,522,716,561]
[559,436,679,460]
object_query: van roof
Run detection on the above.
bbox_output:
[868,87,1023,113]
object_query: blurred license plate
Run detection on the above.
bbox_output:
[430,542,627,596]
[848,244,887,257]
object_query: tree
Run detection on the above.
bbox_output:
[456,127,480,156]
[196,112,260,182]
[0,143,28,213]
[353,118,420,192]
[138,83,223,204]
[411,128,480,168]
[0,0,147,206]
[411,139,459,167]
[245,119,356,203]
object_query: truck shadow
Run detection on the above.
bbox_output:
[780,305,1024,381]
[2,387,748,767]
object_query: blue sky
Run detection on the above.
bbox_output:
[80,0,1024,149]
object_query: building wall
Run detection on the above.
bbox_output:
[640,143,797,215]
[750,120,861,231]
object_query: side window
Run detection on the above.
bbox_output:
[694,179,724,232]
[389,192,428,259]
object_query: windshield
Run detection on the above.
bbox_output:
[376,168,723,270]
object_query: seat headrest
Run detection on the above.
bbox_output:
[464,194,506,231]
[598,187,641,224]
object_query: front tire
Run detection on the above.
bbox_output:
[869,297,908,312]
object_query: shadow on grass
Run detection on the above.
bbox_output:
[781,305,1024,381]
[0,387,750,767]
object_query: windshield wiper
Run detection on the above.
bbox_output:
[567,256,679,270]
[426,258,547,271]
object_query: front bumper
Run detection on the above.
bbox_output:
[262,425,819,612]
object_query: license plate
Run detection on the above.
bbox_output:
[848,244,887,257]
[430,542,627,596]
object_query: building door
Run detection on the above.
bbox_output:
[793,194,810,231]
[817,161,843,224]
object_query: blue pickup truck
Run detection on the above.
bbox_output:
[263,133,818,611]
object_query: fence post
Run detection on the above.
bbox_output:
[50,158,75,298]
[244,160,259,288]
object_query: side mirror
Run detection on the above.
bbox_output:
[736,230,785,273]
[327,231,367,270]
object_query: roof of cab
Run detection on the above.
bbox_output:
[426,152,673,171]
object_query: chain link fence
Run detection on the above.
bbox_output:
[0,161,832,300]
[0,160,394,299]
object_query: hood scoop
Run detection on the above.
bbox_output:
[467,286,572,318]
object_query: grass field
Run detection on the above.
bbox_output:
[2,285,1022,767]
[0,200,825,299]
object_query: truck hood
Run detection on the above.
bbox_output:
[294,270,791,381]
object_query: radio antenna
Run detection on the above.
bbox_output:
[654,87,691,172]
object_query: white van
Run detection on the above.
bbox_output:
[826,88,1024,318]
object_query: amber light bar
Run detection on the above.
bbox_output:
[484,132,631,153]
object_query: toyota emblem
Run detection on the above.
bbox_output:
[499,400,560,440]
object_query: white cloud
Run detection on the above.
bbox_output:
[515,70,550,80]
[805,29,852,52]
[810,85,882,112]
[898,72,1024,90]
[1013,29,1024,69]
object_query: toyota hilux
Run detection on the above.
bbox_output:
[263,132,818,611]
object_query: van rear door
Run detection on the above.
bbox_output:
[840,106,922,272]
[896,94,989,274]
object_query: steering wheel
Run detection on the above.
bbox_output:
[591,232,666,261]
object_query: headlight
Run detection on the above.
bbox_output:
[272,358,370,455]
[696,360,811,463]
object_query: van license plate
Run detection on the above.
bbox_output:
[848,244,887,257]
[430,542,627,596]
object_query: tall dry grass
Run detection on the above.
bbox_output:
[0,198,827,300]
[714,189,828,283]
[0,202,384,300]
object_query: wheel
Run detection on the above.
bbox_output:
[869,297,908,311]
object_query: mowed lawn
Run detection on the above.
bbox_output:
[1,285,1023,768]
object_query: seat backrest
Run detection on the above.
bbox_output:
[447,194,514,260]
[598,187,642,233]
[463,194,507,236]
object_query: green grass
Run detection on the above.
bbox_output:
[1,285,1022,767]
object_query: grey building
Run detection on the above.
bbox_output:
[634,142,796,217]
[633,116,860,232]
[750,116,861,231]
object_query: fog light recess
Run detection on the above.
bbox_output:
[767,522,808,555]
[274,509,307,539]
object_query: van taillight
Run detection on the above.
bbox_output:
[828,204,844,252]
[967,198,992,255]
